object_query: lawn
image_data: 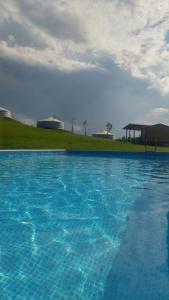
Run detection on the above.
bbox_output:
[0,117,169,152]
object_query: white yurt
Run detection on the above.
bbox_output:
[37,117,64,130]
[0,107,11,118]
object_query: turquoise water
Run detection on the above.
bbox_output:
[0,152,169,299]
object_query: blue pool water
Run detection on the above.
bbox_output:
[0,152,169,299]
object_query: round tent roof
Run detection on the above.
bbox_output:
[0,106,10,112]
[38,117,63,123]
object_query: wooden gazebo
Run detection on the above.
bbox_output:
[123,123,150,140]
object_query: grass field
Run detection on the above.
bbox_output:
[0,117,169,152]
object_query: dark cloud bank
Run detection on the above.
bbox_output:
[0,56,166,136]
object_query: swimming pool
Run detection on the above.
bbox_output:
[0,151,169,299]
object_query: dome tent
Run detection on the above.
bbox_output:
[37,116,64,130]
[0,107,11,118]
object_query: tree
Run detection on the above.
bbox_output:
[83,120,88,136]
[106,122,112,134]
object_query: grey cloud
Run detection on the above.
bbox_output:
[165,30,169,43]
[17,1,86,42]
[0,19,46,49]
[117,0,136,8]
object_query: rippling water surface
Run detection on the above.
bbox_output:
[0,152,168,299]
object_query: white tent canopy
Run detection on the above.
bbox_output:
[37,116,64,130]
[38,117,63,123]
[0,106,11,118]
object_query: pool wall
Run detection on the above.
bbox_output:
[67,150,169,160]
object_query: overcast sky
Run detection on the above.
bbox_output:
[1,0,169,136]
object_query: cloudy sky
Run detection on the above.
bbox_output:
[1,0,169,136]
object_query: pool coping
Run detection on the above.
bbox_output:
[0,149,168,152]
[0,149,66,152]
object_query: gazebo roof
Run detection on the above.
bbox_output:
[150,123,169,129]
[123,123,150,130]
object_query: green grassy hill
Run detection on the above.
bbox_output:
[0,117,168,151]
